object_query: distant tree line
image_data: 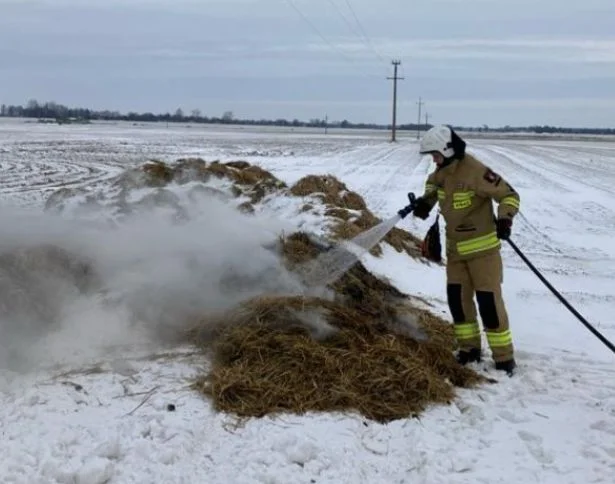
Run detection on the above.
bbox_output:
[1,99,614,135]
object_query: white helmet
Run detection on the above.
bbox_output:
[419,125,455,158]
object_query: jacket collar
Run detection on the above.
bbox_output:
[436,155,462,175]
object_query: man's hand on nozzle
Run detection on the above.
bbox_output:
[412,197,431,220]
[398,204,413,218]
[398,192,418,219]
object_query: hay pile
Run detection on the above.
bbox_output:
[192,233,487,423]
[39,155,483,421]
[290,175,423,259]
[56,158,423,264]
[101,158,287,218]
[137,158,286,205]
[46,159,425,265]
[290,175,368,211]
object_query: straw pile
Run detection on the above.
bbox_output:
[44,156,477,421]
[181,158,286,204]
[290,175,367,211]
[107,159,424,264]
[290,175,423,259]
[192,232,488,423]
[114,158,286,208]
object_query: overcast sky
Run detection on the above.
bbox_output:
[1,0,614,127]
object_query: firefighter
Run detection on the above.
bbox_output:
[412,125,519,376]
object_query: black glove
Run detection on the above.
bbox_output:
[496,218,512,239]
[398,204,413,219]
[412,197,432,220]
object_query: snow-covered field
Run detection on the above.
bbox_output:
[1,118,614,483]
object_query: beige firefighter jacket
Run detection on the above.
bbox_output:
[419,153,520,262]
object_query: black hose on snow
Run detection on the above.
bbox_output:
[506,238,615,355]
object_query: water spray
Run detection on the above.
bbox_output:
[296,192,418,289]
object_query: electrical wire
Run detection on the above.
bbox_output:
[282,0,388,80]
[341,0,387,62]
[324,0,382,64]
[325,0,363,39]
[283,0,356,62]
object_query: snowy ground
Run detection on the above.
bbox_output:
[1,118,614,483]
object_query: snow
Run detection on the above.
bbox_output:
[1,119,615,483]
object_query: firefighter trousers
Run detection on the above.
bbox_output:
[445,250,514,362]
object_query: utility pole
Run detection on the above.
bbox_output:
[324,113,328,135]
[425,112,430,127]
[387,59,404,142]
[416,97,424,139]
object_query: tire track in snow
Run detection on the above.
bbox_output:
[335,145,399,179]
[472,143,615,265]
[521,143,615,179]
[470,144,572,261]
[492,143,615,196]
[331,143,424,216]
[284,142,425,217]
[492,144,615,259]
[0,140,127,207]
[470,144,573,193]
[357,147,424,214]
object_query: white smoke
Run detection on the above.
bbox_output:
[0,194,307,372]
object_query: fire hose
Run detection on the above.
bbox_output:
[398,192,615,355]
[505,237,615,355]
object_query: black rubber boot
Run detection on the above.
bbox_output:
[495,359,516,376]
[456,348,482,365]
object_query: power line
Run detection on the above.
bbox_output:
[341,0,387,62]
[281,0,405,130]
[325,0,363,40]
[283,0,387,81]
[283,0,355,62]
[324,0,386,65]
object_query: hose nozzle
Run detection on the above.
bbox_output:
[397,192,417,219]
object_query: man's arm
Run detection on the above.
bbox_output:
[413,172,440,219]
[475,165,520,238]
[475,166,520,219]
